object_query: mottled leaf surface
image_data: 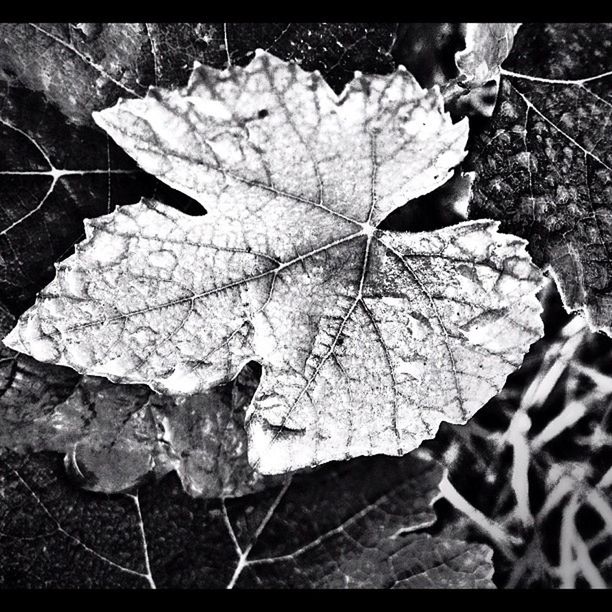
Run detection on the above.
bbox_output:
[6,55,544,474]
[469,23,612,334]
[0,450,494,588]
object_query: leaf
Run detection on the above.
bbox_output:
[468,23,612,335]
[0,307,273,497]
[455,23,522,87]
[0,85,157,314]
[0,449,495,588]
[444,23,522,119]
[0,23,150,125]
[0,23,398,125]
[4,53,545,475]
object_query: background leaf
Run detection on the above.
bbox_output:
[0,23,399,126]
[0,449,494,588]
[468,23,612,335]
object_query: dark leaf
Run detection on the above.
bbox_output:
[0,23,399,126]
[0,449,494,588]
[469,23,612,335]
[0,85,154,315]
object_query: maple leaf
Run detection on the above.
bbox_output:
[0,449,495,588]
[468,23,612,335]
[4,52,544,475]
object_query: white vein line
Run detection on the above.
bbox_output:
[126,493,156,589]
[0,170,136,176]
[0,117,53,168]
[0,168,135,236]
[501,67,612,86]
[366,132,378,224]
[248,482,405,566]
[221,499,243,556]
[28,23,142,98]
[0,177,56,236]
[223,23,232,68]
[226,477,292,589]
[144,23,160,86]
[263,24,293,53]
[508,82,612,173]
[503,67,612,114]
[11,469,152,584]
[106,135,112,213]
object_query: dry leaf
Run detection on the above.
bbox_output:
[447,23,522,118]
[4,52,544,474]
[0,307,272,497]
[456,23,522,87]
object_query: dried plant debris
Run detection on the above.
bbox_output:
[455,23,522,88]
[5,54,544,475]
[0,449,494,588]
[469,23,612,335]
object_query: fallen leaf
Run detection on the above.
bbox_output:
[0,85,155,314]
[0,23,398,125]
[445,23,522,118]
[455,23,522,87]
[0,306,272,497]
[5,53,544,475]
[468,23,612,335]
[0,449,494,588]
